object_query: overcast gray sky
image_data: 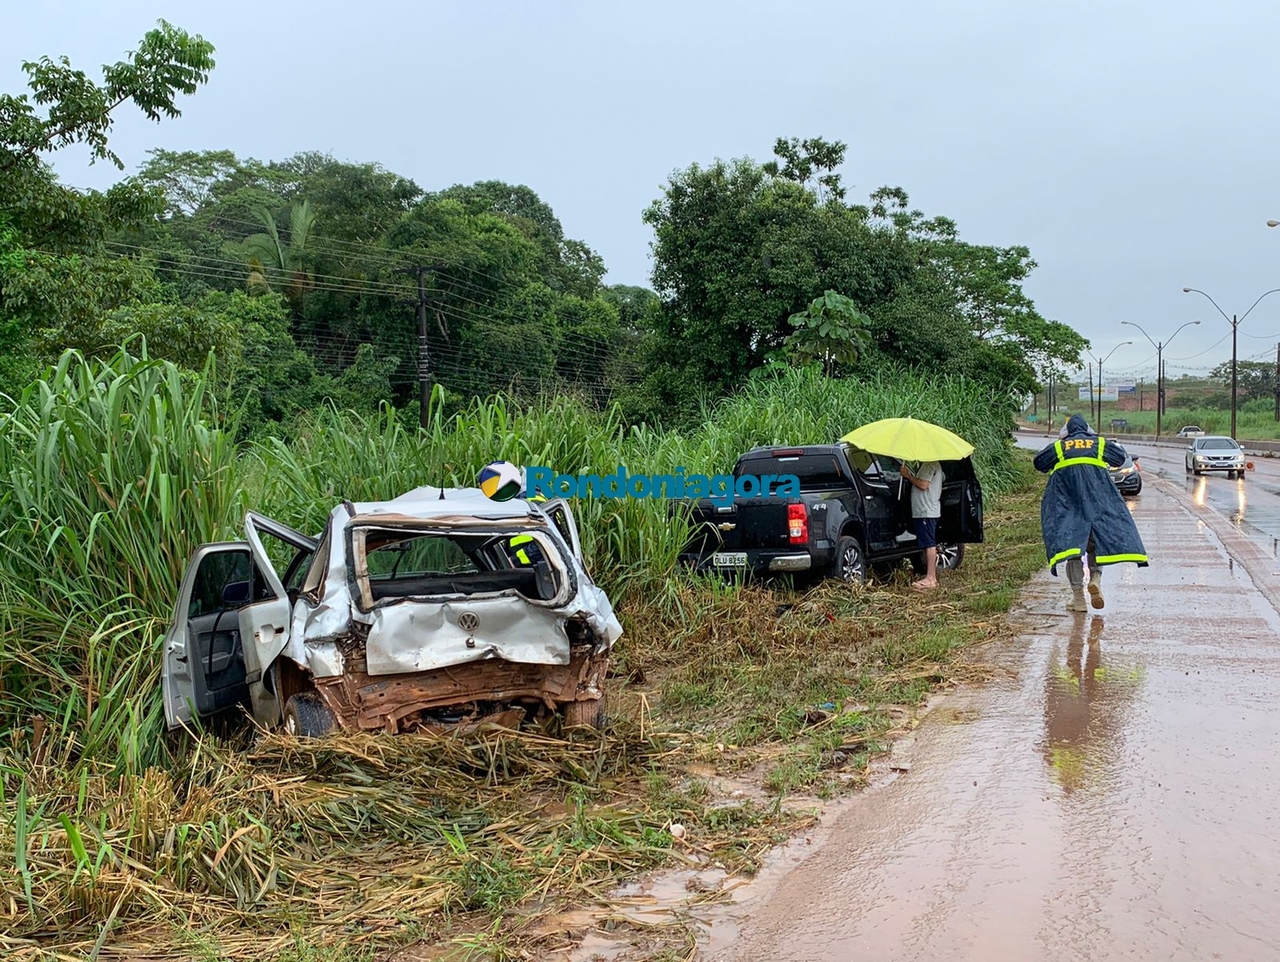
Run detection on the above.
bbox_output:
[6,0,1280,382]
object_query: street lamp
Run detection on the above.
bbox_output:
[1088,341,1132,427]
[1120,320,1200,438]
[1182,287,1280,438]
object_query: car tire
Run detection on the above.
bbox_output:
[829,535,868,584]
[1132,479,1142,495]
[912,543,964,574]
[563,695,606,730]
[283,692,335,738]
[1185,461,1191,474]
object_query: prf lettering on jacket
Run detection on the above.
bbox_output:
[1063,439,1095,450]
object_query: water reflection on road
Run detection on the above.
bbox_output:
[1042,614,1142,797]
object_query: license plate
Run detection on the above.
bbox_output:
[713,551,748,567]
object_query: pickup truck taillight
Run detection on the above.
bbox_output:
[787,503,809,544]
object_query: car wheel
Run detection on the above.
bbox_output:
[829,535,867,584]
[1185,461,1191,474]
[283,692,335,738]
[1132,478,1143,495]
[912,543,964,573]
[562,695,606,729]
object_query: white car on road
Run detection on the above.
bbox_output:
[1185,436,1246,479]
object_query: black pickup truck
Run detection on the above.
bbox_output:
[675,443,984,583]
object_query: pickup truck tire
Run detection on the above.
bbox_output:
[829,536,867,584]
[283,692,335,738]
[912,543,965,574]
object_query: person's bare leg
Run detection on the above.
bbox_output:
[914,546,938,588]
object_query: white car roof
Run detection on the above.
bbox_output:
[346,486,538,520]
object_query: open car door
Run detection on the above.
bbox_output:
[162,542,256,729]
[240,512,317,692]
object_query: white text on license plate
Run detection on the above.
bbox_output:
[713,551,748,567]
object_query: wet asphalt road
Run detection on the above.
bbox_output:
[708,444,1280,961]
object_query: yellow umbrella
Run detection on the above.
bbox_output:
[840,417,974,461]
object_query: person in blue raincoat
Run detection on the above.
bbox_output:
[1034,414,1148,611]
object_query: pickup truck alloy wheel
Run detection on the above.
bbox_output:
[912,543,965,574]
[830,536,867,584]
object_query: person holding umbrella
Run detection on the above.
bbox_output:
[900,459,945,589]
[840,417,977,591]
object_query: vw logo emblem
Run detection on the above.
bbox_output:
[458,611,480,632]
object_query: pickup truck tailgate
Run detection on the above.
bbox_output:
[685,499,793,551]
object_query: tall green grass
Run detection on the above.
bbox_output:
[0,350,1016,774]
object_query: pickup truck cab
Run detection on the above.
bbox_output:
[676,443,984,583]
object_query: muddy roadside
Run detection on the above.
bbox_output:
[517,469,1280,962]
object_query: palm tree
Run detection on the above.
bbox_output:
[244,200,318,308]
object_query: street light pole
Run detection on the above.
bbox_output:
[1183,288,1280,439]
[1120,320,1200,438]
[1089,341,1132,430]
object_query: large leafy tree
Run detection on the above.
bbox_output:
[642,155,915,414]
[0,21,215,394]
[643,138,1086,415]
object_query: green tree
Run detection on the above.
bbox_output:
[0,22,215,392]
[643,155,914,412]
[785,290,872,375]
[243,199,319,308]
[1210,359,1275,403]
[762,136,848,203]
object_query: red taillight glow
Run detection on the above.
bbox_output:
[788,503,809,544]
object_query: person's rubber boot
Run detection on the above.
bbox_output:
[1087,571,1104,610]
[1067,588,1087,612]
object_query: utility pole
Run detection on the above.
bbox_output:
[1138,378,1143,412]
[414,265,430,429]
[1089,362,1095,426]
[1047,371,1054,430]
[1231,313,1239,439]
[398,263,441,430]
[1274,342,1280,422]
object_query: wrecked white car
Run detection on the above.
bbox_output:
[162,487,622,736]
